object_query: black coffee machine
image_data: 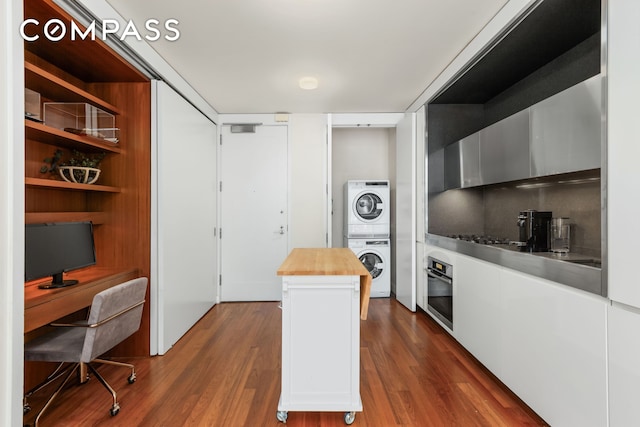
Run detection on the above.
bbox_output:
[517,210,552,252]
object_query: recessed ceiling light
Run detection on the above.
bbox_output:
[299,76,319,90]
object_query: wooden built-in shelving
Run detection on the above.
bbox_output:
[24,0,152,388]
[25,120,122,154]
[25,61,121,115]
[25,177,120,193]
[25,211,107,225]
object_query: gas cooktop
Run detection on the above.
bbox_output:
[446,234,513,245]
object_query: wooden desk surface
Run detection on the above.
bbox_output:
[25,266,140,333]
[277,248,372,320]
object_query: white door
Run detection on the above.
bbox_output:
[220,125,288,301]
[153,81,218,355]
[395,113,416,311]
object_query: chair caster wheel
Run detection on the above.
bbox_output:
[23,404,31,415]
[128,373,136,384]
[110,403,120,416]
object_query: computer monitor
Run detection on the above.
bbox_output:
[25,221,97,289]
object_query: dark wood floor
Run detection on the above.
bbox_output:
[24,298,548,426]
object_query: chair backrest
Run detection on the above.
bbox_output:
[81,277,148,363]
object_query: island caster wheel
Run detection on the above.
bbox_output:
[276,410,288,423]
[344,411,355,425]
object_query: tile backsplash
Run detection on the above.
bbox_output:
[428,170,601,258]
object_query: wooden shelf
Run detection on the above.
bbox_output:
[25,211,107,225]
[25,120,122,153]
[25,177,120,193]
[25,61,122,115]
[24,0,147,84]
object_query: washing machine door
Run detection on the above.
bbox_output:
[354,193,383,221]
[359,252,384,279]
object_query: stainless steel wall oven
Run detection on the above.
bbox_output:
[426,256,453,330]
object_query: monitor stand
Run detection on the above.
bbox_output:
[38,272,79,289]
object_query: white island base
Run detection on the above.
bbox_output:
[277,274,362,425]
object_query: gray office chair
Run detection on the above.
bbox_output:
[23,277,148,426]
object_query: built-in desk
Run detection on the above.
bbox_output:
[25,267,140,333]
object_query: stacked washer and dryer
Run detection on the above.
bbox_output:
[343,180,391,298]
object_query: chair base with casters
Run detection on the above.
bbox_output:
[23,277,147,426]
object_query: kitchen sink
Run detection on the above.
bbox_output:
[566,259,602,268]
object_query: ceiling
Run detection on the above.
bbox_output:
[105,0,509,114]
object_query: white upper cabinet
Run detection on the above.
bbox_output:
[607,0,640,309]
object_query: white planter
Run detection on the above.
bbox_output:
[58,166,101,184]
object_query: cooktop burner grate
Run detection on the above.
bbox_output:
[446,234,512,245]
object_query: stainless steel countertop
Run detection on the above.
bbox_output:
[426,234,604,296]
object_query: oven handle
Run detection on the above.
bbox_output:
[426,269,453,286]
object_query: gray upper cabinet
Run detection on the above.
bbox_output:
[479,109,530,185]
[444,133,480,189]
[529,75,602,176]
[443,76,602,189]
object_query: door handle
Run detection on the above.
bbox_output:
[427,270,452,286]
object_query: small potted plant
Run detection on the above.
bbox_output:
[41,149,106,184]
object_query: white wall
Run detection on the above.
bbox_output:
[2,0,24,424]
[290,114,328,248]
[331,127,395,247]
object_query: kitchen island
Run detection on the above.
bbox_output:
[277,248,372,319]
[275,248,371,424]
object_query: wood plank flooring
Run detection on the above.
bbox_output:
[24,298,548,426]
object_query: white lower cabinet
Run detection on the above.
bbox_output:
[454,255,503,376]
[608,303,640,427]
[500,269,607,427]
[425,246,608,425]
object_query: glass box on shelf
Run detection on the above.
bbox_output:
[25,88,41,122]
[43,102,119,143]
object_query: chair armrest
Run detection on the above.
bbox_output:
[49,300,145,328]
[48,320,90,328]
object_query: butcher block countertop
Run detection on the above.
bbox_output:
[277,248,372,320]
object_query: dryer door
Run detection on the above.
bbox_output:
[359,252,384,279]
[354,193,383,221]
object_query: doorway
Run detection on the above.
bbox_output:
[331,127,396,298]
[331,127,396,248]
[219,125,288,301]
